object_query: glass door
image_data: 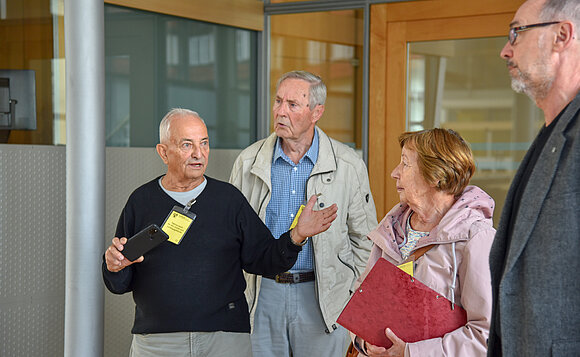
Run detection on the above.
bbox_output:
[407,37,543,224]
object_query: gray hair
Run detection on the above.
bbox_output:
[159,108,203,144]
[539,0,580,29]
[276,70,327,109]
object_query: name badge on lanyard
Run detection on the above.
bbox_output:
[161,198,197,245]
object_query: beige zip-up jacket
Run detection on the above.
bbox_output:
[229,127,377,332]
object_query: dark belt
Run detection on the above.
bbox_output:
[264,271,315,284]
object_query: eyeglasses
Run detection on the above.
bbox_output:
[508,21,560,45]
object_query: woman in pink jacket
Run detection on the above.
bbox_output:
[352,128,495,357]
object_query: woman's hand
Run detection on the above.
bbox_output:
[365,328,406,357]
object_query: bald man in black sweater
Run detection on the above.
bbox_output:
[103,108,337,357]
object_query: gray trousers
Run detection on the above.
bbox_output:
[130,331,252,357]
[251,279,350,357]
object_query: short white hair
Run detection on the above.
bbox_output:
[158,108,203,144]
[276,70,327,109]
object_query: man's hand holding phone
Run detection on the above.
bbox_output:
[105,236,144,272]
[105,224,169,272]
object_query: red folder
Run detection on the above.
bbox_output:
[337,258,467,348]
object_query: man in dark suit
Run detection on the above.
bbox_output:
[488,0,580,355]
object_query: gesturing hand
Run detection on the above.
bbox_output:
[292,194,338,244]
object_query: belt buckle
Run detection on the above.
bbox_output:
[275,274,282,283]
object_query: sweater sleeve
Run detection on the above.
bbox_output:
[101,203,136,294]
[102,261,134,294]
[237,197,301,276]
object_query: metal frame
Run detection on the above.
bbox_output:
[264,0,405,14]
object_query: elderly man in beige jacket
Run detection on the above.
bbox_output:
[230,70,377,357]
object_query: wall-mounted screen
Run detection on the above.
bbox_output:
[0,69,36,130]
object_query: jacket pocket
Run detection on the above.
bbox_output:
[337,243,357,293]
[337,251,356,276]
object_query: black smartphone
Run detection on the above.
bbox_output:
[122,224,169,262]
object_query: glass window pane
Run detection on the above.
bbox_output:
[105,5,257,148]
[270,9,363,148]
[407,37,543,225]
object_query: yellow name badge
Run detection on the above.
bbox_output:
[161,207,196,245]
[397,261,414,277]
[289,205,305,230]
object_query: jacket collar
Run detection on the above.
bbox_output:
[311,127,338,175]
[368,186,495,262]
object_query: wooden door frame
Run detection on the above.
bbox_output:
[368,0,524,217]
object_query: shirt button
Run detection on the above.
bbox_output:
[293,167,298,171]
[290,213,294,218]
[292,190,296,194]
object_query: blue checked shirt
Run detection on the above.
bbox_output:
[265,131,319,272]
